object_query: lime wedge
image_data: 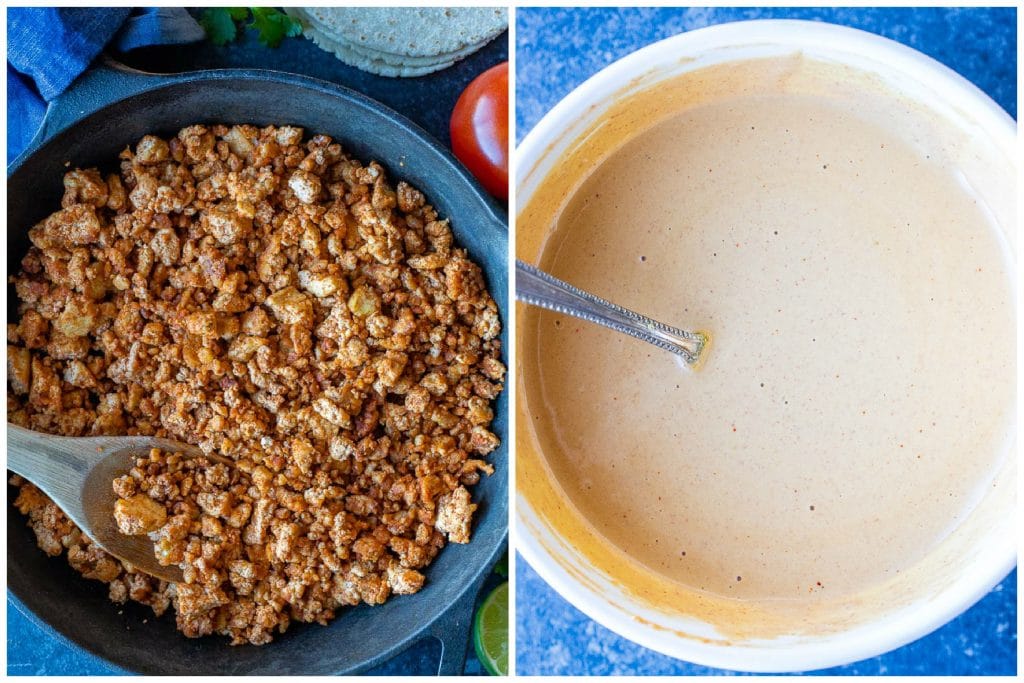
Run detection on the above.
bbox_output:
[473,581,509,676]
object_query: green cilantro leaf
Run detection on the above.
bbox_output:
[248,7,303,48]
[226,7,249,21]
[199,8,242,46]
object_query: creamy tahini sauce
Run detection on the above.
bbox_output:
[520,56,1015,603]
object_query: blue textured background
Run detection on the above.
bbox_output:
[515,6,1017,676]
[8,570,506,675]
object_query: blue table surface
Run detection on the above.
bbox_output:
[515,6,1016,677]
[6,10,507,676]
[8,570,505,676]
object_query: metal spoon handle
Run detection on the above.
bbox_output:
[515,260,707,364]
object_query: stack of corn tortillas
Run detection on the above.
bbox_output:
[285,7,508,77]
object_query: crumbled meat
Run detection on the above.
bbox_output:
[8,124,504,646]
[114,493,168,535]
[435,486,477,544]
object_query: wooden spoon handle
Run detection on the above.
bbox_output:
[7,425,94,527]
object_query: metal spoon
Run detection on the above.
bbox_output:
[7,424,224,583]
[516,260,709,364]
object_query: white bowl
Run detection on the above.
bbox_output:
[515,19,1016,673]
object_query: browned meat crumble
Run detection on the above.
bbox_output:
[7,124,504,645]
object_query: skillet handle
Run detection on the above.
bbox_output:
[430,572,488,676]
[29,57,180,153]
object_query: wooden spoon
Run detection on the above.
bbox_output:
[7,424,227,584]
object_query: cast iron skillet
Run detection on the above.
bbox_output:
[7,61,508,675]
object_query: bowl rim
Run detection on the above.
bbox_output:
[515,18,1016,672]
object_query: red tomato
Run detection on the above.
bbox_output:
[450,62,509,200]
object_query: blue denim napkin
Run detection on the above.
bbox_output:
[7,7,204,164]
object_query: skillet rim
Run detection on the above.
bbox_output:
[6,67,509,675]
